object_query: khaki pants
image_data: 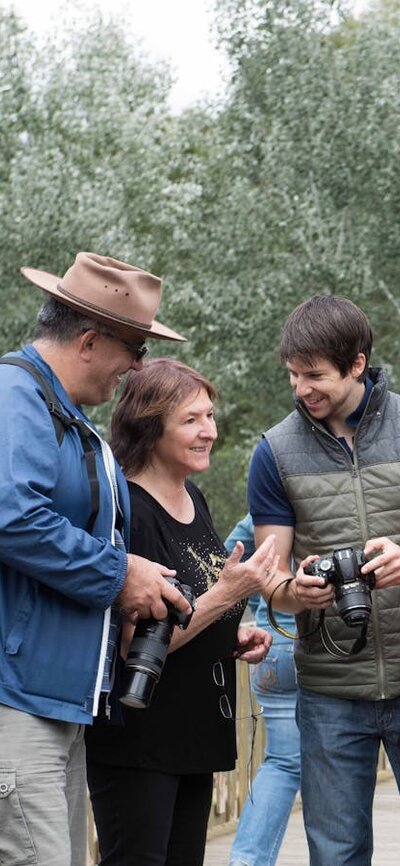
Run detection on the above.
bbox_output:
[0,704,87,866]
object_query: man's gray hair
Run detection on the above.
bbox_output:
[34,297,107,342]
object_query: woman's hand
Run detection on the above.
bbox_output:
[168,536,278,654]
[218,534,279,605]
[233,625,272,663]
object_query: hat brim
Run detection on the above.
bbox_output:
[21,266,187,342]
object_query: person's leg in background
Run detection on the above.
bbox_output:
[0,704,87,866]
[229,642,300,866]
[298,687,380,866]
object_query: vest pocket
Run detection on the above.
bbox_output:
[0,769,37,864]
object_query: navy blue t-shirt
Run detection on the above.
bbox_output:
[248,378,372,526]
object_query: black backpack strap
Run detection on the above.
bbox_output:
[0,356,100,532]
[68,417,100,534]
[0,356,70,444]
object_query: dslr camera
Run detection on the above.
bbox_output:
[304,547,375,628]
[120,577,196,710]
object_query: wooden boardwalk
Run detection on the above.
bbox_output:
[204,773,400,865]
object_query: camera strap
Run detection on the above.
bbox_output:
[267,578,369,656]
[319,611,368,658]
[267,577,323,639]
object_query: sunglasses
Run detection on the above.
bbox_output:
[212,661,262,722]
[85,327,149,361]
[117,339,148,361]
[213,659,262,802]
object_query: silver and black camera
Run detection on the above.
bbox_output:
[304,547,375,628]
[120,577,196,710]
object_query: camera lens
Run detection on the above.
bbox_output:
[120,617,173,709]
[119,577,196,710]
[335,581,372,627]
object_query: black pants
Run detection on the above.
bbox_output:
[87,762,214,866]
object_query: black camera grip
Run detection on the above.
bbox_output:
[303,562,330,588]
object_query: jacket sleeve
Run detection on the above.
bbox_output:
[0,372,127,610]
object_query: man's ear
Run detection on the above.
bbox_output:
[352,352,367,379]
[77,329,100,360]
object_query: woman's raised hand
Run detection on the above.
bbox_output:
[218,534,279,604]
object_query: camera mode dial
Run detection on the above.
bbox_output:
[319,559,333,573]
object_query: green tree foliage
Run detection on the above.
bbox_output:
[180,0,400,534]
[0,7,185,353]
[208,0,400,404]
[0,6,198,428]
[2,2,400,536]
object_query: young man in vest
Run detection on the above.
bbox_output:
[249,294,400,866]
[0,252,195,866]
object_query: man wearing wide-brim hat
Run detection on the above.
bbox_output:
[0,252,191,866]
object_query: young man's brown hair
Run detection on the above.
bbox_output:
[279,294,373,380]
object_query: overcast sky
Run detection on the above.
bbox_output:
[8,0,370,112]
[7,0,228,112]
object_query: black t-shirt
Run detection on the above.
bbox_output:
[85,480,245,774]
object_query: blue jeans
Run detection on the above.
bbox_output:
[298,686,400,866]
[229,642,300,866]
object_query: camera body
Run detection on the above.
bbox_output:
[120,577,196,710]
[303,547,375,628]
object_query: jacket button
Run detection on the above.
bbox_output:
[0,783,9,794]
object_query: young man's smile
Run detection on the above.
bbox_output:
[287,354,366,427]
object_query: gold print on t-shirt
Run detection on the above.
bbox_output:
[186,545,226,591]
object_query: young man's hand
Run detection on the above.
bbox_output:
[363,537,400,589]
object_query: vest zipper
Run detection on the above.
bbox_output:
[352,424,387,698]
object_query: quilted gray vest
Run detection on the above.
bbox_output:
[265,368,400,699]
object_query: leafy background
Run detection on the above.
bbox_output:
[1,0,400,537]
